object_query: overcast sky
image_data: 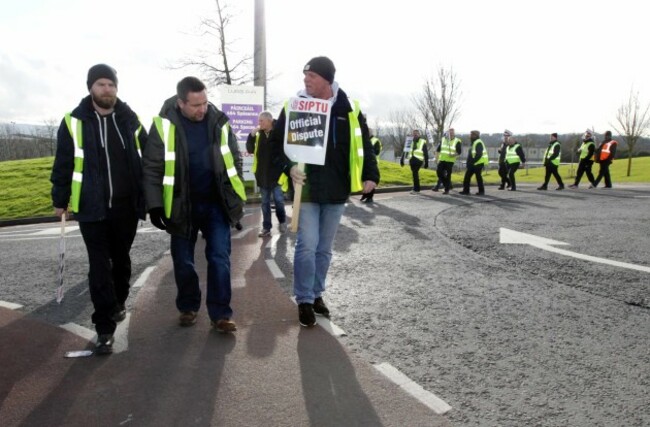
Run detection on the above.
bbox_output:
[1,0,648,135]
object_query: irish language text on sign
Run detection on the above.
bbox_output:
[283,97,332,165]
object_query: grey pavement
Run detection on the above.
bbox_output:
[0,204,449,427]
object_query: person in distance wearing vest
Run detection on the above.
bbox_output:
[591,130,617,189]
[434,128,462,194]
[142,76,244,333]
[246,111,288,236]
[497,129,513,190]
[459,130,488,195]
[537,132,564,190]
[400,129,428,194]
[568,129,597,188]
[270,56,380,327]
[50,64,148,355]
[360,129,382,203]
[504,135,526,191]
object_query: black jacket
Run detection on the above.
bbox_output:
[50,96,147,222]
[247,129,282,189]
[270,88,379,204]
[142,96,244,237]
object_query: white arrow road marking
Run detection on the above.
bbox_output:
[500,227,650,273]
[374,362,452,415]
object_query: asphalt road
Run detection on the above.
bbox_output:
[1,183,648,426]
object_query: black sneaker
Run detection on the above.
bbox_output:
[298,303,316,327]
[96,334,114,355]
[112,304,126,323]
[313,297,330,318]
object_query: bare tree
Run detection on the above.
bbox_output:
[42,118,59,156]
[413,66,461,146]
[611,88,650,176]
[171,0,252,87]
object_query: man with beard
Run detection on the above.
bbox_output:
[51,64,147,355]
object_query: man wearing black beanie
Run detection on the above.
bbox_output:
[51,64,147,355]
[269,56,380,327]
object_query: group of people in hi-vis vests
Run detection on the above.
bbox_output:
[401,127,619,196]
[50,57,381,354]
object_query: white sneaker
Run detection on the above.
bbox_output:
[278,223,288,233]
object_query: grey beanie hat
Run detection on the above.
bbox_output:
[87,64,118,90]
[303,56,335,84]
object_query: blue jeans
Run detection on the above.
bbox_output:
[293,202,346,304]
[170,201,233,321]
[260,185,286,231]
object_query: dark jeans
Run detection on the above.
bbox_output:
[170,200,233,321]
[410,160,423,192]
[260,184,286,231]
[463,164,484,193]
[543,163,564,187]
[507,162,520,190]
[78,213,138,335]
[574,159,595,186]
[594,161,612,188]
[498,162,510,187]
[436,161,454,191]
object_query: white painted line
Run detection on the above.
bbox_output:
[231,227,254,239]
[133,266,155,288]
[265,259,285,279]
[59,313,131,354]
[31,225,80,236]
[316,316,347,337]
[59,322,96,341]
[0,300,23,310]
[266,234,281,253]
[374,362,452,415]
[113,313,131,353]
[500,227,650,273]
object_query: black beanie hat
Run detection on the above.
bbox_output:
[87,64,118,90]
[303,56,335,84]
[551,132,558,138]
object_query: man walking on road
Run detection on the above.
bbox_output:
[50,64,148,355]
[497,129,512,190]
[400,129,428,194]
[247,111,287,237]
[270,56,379,327]
[459,130,488,195]
[569,129,596,188]
[142,76,244,333]
[537,133,564,190]
[592,130,617,189]
[434,128,461,194]
[505,135,526,191]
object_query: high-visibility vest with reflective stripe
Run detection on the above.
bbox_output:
[439,137,461,162]
[599,140,617,161]
[251,132,260,173]
[411,138,427,161]
[134,123,143,158]
[505,143,522,164]
[282,99,365,192]
[348,100,364,192]
[64,113,84,213]
[545,141,561,166]
[471,139,489,165]
[153,117,246,218]
[578,141,595,160]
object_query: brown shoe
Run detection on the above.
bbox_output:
[212,318,237,333]
[179,311,198,327]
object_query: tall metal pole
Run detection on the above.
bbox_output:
[254,0,266,109]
